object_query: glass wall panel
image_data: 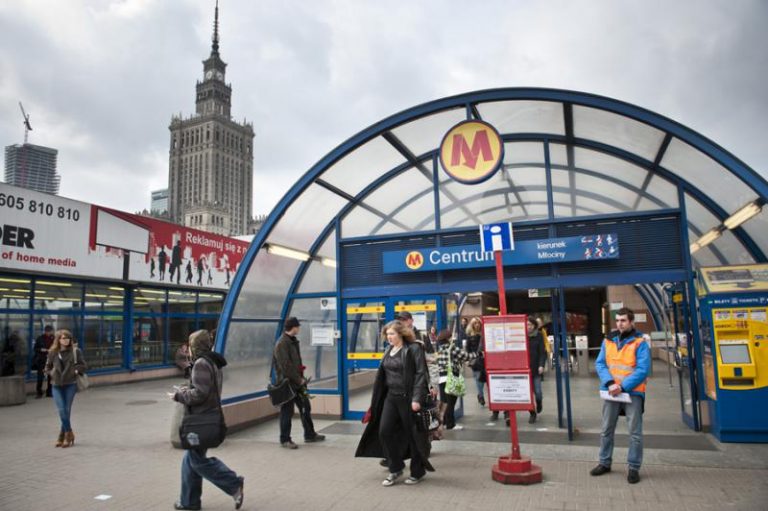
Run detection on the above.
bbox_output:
[504,141,544,164]
[341,206,387,239]
[221,321,280,400]
[739,206,768,260]
[287,298,339,390]
[644,175,679,209]
[82,315,123,369]
[390,107,466,158]
[314,229,336,260]
[268,183,347,252]
[572,105,665,162]
[169,317,197,364]
[662,138,757,216]
[572,147,649,188]
[476,100,565,135]
[132,316,164,366]
[84,284,124,312]
[1,314,29,376]
[690,231,721,268]
[389,191,435,233]
[320,135,405,197]
[35,280,80,311]
[134,288,166,314]
[708,230,755,266]
[297,261,336,294]
[363,167,433,218]
[231,252,301,319]
[168,290,197,315]
[575,174,638,207]
[32,315,81,349]
[198,292,224,314]
[0,276,32,310]
[684,194,721,237]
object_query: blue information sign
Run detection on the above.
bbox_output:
[384,234,619,274]
[480,222,514,252]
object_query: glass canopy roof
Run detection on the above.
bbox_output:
[228,88,768,322]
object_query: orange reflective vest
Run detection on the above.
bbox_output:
[604,336,647,393]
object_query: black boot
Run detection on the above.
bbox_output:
[528,411,537,424]
[536,399,543,414]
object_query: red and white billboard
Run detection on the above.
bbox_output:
[0,182,248,290]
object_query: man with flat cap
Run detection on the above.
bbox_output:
[273,317,325,449]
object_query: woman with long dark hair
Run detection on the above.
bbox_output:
[45,329,87,448]
[355,320,434,486]
[465,317,485,406]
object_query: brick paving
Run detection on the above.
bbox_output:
[1,379,767,511]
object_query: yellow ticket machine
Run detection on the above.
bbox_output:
[699,265,768,442]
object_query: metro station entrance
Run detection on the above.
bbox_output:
[342,295,442,419]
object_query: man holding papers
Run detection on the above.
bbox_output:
[590,307,650,484]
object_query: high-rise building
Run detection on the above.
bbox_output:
[167,1,254,236]
[4,143,60,195]
[151,188,169,214]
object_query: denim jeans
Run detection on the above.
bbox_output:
[51,383,77,432]
[279,393,316,443]
[472,369,485,398]
[531,373,542,405]
[180,448,240,508]
[598,395,643,470]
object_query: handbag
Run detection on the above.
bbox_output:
[179,362,227,449]
[267,378,296,407]
[445,340,466,397]
[72,348,89,391]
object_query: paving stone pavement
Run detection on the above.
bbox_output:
[1,379,767,511]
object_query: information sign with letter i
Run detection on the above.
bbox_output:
[482,314,543,485]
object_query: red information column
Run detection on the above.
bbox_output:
[483,314,543,485]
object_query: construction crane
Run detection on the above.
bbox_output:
[19,102,32,144]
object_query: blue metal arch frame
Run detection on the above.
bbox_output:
[217,87,768,354]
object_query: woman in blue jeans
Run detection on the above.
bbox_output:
[170,330,244,510]
[44,329,87,448]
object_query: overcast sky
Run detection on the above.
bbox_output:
[1,0,766,216]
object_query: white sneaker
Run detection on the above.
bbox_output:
[453,425,464,431]
[404,475,424,485]
[382,471,403,487]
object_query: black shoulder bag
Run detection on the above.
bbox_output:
[179,361,228,449]
[267,352,296,407]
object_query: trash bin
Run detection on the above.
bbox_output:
[0,375,27,406]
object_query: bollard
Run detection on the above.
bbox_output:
[0,375,27,406]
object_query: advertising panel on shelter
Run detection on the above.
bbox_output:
[0,183,248,290]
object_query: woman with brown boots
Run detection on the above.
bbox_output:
[45,329,87,448]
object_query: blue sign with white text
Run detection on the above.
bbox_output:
[480,222,514,252]
[384,233,619,274]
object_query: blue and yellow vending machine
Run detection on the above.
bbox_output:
[698,265,768,442]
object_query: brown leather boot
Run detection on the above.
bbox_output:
[61,431,75,448]
[55,432,65,447]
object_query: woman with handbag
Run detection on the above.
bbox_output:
[436,329,477,430]
[465,317,486,406]
[355,320,435,486]
[44,329,87,448]
[170,330,244,510]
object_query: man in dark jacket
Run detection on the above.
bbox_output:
[33,326,54,398]
[527,316,547,423]
[273,317,325,449]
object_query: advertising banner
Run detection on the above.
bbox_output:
[383,233,619,274]
[0,183,248,290]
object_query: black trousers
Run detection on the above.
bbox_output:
[36,367,51,396]
[378,394,425,478]
[439,383,458,429]
[279,393,316,443]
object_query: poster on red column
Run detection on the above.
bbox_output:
[482,314,533,411]
[0,182,248,290]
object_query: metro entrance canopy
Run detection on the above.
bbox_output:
[216,88,768,403]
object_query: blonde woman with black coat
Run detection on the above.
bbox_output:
[44,329,87,448]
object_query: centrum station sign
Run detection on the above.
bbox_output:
[383,234,619,274]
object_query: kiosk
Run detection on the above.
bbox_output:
[698,265,768,442]
[483,314,542,484]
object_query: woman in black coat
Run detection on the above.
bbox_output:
[355,320,435,486]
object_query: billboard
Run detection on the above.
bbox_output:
[0,183,248,290]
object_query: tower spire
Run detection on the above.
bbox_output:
[211,0,220,55]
